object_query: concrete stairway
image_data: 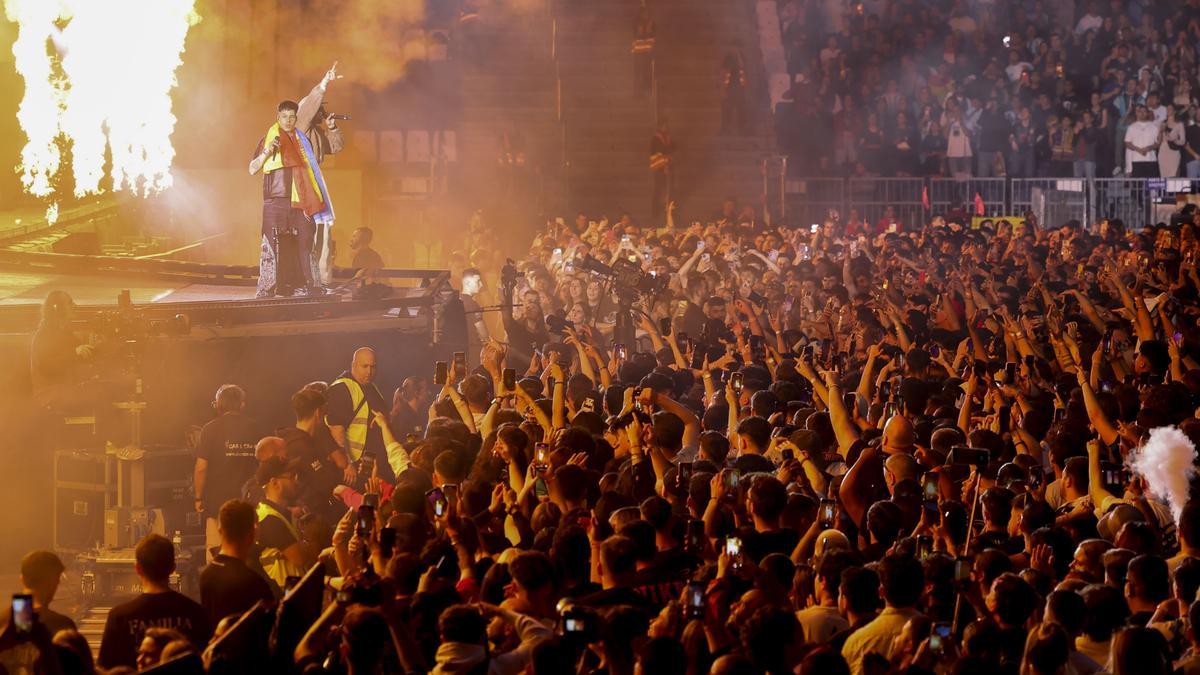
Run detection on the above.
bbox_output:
[554,0,655,224]
[455,3,565,240]
[651,0,775,221]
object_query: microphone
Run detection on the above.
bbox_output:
[328,114,352,121]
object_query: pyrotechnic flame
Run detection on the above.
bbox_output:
[4,0,198,200]
[4,0,66,197]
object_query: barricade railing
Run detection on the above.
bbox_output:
[761,156,788,223]
[780,176,1190,230]
[848,177,925,229]
[928,177,1007,218]
[782,176,844,227]
[1011,178,1089,228]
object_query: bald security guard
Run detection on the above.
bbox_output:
[326,348,393,483]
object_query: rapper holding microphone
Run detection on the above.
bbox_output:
[248,62,344,297]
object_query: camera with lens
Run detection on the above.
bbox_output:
[576,254,668,300]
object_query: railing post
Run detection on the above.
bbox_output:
[780,156,787,219]
[761,157,769,224]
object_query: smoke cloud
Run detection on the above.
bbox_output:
[279,0,427,92]
[1127,425,1197,525]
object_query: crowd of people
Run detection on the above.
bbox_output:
[9,194,1200,675]
[775,0,1200,179]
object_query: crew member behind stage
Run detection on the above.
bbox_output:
[325,347,394,483]
[248,62,340,298]
[193,385,260,557]
[30,290,94,402]
[347,226,389,295]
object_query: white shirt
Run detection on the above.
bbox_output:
[797,605,849,645]
[1125,120,1161,171]
[1045,478,1065,510]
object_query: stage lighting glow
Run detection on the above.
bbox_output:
[4,0,198,205]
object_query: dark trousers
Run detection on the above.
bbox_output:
[258,199,316,296]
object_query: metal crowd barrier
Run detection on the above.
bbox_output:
[1010,178,1089,228]
[774,175,1200,229]
[782,176,844,227]
[848,177,925,228]
[929,178,1006,218]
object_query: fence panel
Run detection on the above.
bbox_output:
[928,178,1006,218]
[1152,179,1200,227]
[775,176,1189,230]
[1010,178,1089,228]
[1091,178,1153,230]
[784,177,844,228]
[847,177,925,230]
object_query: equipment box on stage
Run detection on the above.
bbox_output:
[55,446,198,551]
[113,445,196,537]
[54,450,111,551]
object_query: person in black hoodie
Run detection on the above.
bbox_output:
[277,386,343,524]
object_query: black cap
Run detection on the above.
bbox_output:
[255,457,302,486]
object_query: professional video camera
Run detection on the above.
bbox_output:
[575,254,668,299]
[87,291,190,355]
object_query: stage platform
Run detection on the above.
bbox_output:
[0,270,258,307]
[0,248,462,434]
[0,247,454,334]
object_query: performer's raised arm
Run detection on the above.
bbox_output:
[297,62,341,133]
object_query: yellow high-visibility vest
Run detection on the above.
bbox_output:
[256,501,302,588]
[328,376,370,460]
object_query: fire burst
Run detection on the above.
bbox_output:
[4,0,198,203]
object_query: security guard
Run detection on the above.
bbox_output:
[325,347,393,483]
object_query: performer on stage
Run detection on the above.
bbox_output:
[248,63,341,297]
[297,66,345,287]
